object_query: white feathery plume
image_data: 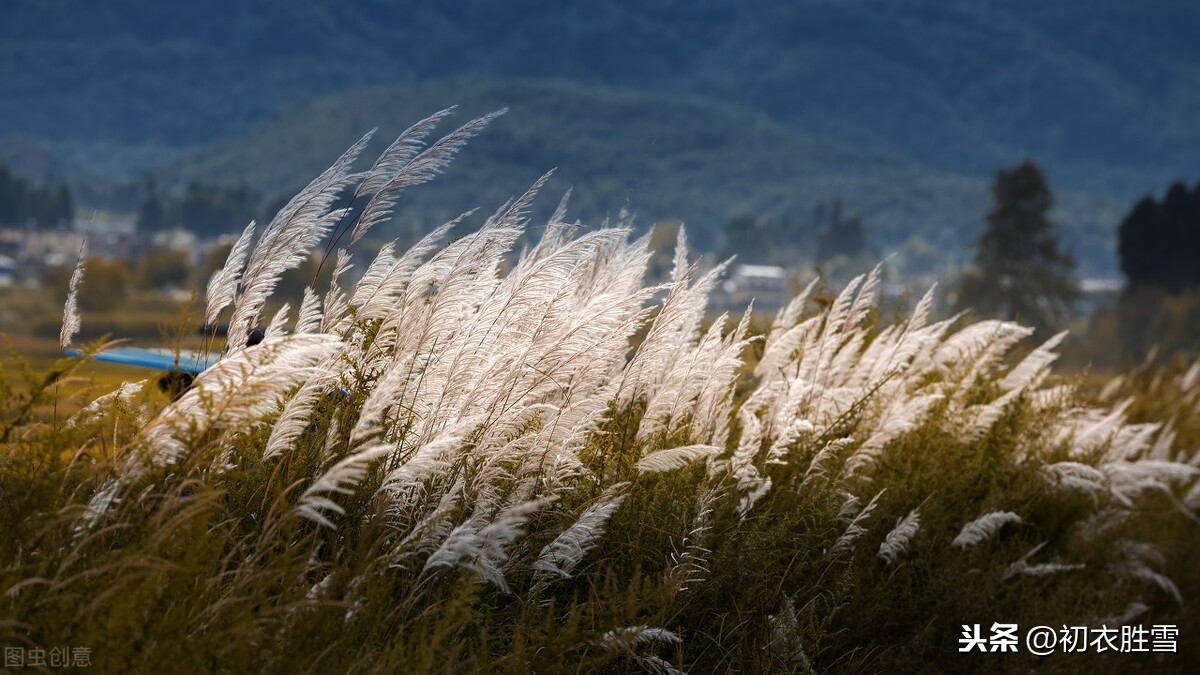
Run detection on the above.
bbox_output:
[802,437,855,492]
[618,231,729,408]
[600,625,682,651]
[1148,423,1177,461]
[379,433,464,503]
[1110,540,1183,606]
[903,283,938,337]
[265,302,291,340]
[422,498,551,592]
[1107,422,1161,461]
[764,418,815,466]
[228,130,375,351]
[204,220,255,328]
[597,629,686,675]
[67,379,146,428]
[1104,459,1199,508]
[350,109,507,245]
[1070,398,1132,458]
[692,306,757,447]
[321,249,354,334]
[1043,461,1107,501]
[347,240,396,308]
[296,443,392,529]
[773,276,819,333]
[822,272,865,342]
[548,187,573,226]
[1096,373,1128,403]
[1002,542,1084,580]
[635,445,721,474]
[60,234,86,350]
[352,215,467,322]
[263,366,337,460]
[757,281,820,379]
[141,333,343,464]
[932,320,1032,374]
[999,330,1067,392]
[769,596,815,671]
[829,489,886,557]
[958,387,1023,443]
[390,481,463,566]
[1100,601,1150,627]
[532,486,627,578]
[952,511,1021,548]
[844,261,884,331]
[1185,479,1200,510]
[295,287,322,334]
[878,508,920,564]
[1179,361,1200,393]
[357,107,458,196]
[599,626,686,674]
[844,393,942,475]
[1125,562,1184,607]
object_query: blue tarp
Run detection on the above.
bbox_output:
[67,347,217,375]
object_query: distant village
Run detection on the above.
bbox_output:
[0,219,223,290]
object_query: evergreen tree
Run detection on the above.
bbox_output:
[1118,181,1200,294]
[815,200,867,263]
[179,182,260,238]
[956,160,1078,334]
[136,176,167,232]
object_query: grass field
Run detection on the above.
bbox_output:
[3,117,1197,673]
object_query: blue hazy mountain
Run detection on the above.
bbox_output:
[153,80,1125,275]
[2,0,1195,198]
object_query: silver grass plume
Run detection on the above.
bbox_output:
[296,443,392,529]
[830,489,886,558]
[141,333,343,464]
[204,220,255,328]
[532,485,628,579]
[265,302,290,340]
[635,445,720,474]
[1109,540,1183,606]
[599,625,683,670]
[1002,542,1084,580]
[67,379,146,428]
[227,130,375,351]
[422,498,551,593]
[952,511,1021,548]
[295,287,322,334]
[999,330,1068,392]
[59,235,86,350]
[321,249,354,334]
[878,508,921,564]
[263,364,338,460]
[769,596,816,673]
[349,109,506,245]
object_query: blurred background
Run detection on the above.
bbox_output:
[0,0,1197,368]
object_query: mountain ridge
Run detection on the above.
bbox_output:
[1,0,1195,198]
[156,79,1125,274]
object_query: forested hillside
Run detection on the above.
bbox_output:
[156,80,1125,273]
[2,0,1196,196]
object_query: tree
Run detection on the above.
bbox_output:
[136,248,192,291]
[0,161,73,227]
[44,257,130,311]
[814,200,867,263]
[180,182,260,238]
[1118,181,1200,294]
[956,160,1078,334]
[1113,181,1200,358]
[136,176,168,232]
